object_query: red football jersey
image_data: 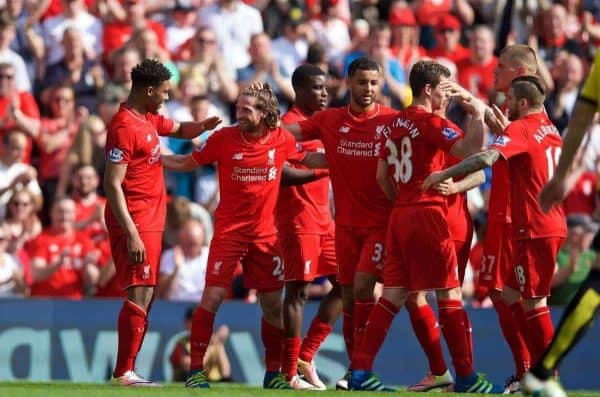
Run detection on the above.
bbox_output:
[28,230,95,299]
[277,107,332,235]
[490,112,567,240]
[563,171,597,216]
[446,137,472,243]
[192,125,305,241]
[104,104,174,233]
[74,196,107,241]
[297,104,396,228]
[381,106,463,207]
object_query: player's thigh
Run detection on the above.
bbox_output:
[280,233,322,282]
[109,230,162,289]
[335,225,361,286]
[205,237,247,290]
[454,239,471,285]
[508,237,565,299]
[317,232,338,279]
[244,240,285,292]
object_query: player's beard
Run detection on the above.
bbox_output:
[238,119,259,132]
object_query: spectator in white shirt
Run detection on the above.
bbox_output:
[271,7,309,78]
[158,219,209,302]
[0,15,31,91]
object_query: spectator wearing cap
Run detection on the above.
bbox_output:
[102,0,167,63]
[456,25,497,103]
[271,7,310,79]
[388,5,426,71]
[198,0,264,71]
[549,214,598,305]
[427,13,470,66]
[166,1,197,58]
[0,14,32,92]
[0,62,40,164]
[41,0,103,66]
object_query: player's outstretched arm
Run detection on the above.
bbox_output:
[450,104,487,159]
[423,148,499,192]
[539,99,597,212]
[282,122,303,141]
[376,158,396,201]
[170,117,222,139]
[433,170,486,196]
[161,154,200,172]
[281,165,329,186]
[301,152,328,169]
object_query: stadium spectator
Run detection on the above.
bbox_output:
[0,62,40,163]
[271,8,309,79]
[158,219,209,302]
[563,171,597,217]
[546,53,585,132]
[427,13,470,66]
[70,164,106,242]
[5,0,45,81]
[27,196,99,299]
[169,308,232,382]
[4,189,42,255]
[535,4,582,67]
[0,221,28,297]
[128,27,179,85]
[549,214,596,306]
[0,14,32,92]
[41,0,103,66]
[106,46,141,92]
[38,26,105,113]
[104,59,220,387]
[198,0,264,71]
[388,5,425,71]
[96,84,128,126]
[165,1,197,58]
[0,130,42,220]
[456,25,497,103]
[93,233,123,298]
[307,0,351,64]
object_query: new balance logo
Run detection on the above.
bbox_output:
[232,153,243,160]
[339,126,350,133]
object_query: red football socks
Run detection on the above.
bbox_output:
[299,316,333,363]
[353,299,375,357]
[283,337,301,380]
[262,318,284,372]
[495,299,530,378]
[342,310,354,362]
[190,307,215,371]
[352,298,399,370]
[525,307,554,364]
[114,300,147,377]
[438,299,473,377]
[408,304,448,376]
[462,309,474,363]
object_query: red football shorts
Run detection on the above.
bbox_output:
[206,237,284,292]
[504,237,565,298]
[384,205,460,291]
[479,222,514,291]
[335,225,385,285]
[108,230,163,289]
[280,231,337,282]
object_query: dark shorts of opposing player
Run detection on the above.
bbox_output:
[206,237,284,292]
[109,231,163,290]
[335,225,385,285]
[280,231,337,282]
[504,237,565,298]
[479,222,514,292]
[384,205,460,291]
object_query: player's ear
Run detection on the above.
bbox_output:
[146,85,154,97]
[424,83,432,97]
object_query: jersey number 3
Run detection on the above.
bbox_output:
[386,137,413,183]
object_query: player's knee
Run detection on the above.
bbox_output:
[435,287,462,301]
[523,297,547,311]
[353,274,376,300]
[501,286,522,305]
[406,291,428,310]
[284,284,309,308]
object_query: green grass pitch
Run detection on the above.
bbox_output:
[0,382,599,397]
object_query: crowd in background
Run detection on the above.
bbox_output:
[0,0,599,305]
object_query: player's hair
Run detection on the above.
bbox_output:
[409,60,451,97]
[130,59,172,90]
[240,84,280,130]
[291,64,325,91]
[72,162,97,175]
[510,75,546,108]
[347,57,380,78]
[499,44,538,74]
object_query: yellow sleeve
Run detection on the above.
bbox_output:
[580,51,600,109]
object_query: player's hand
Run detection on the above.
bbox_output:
[433,178,458,195]
[201,116,222,131]
[439,80,473,103]
[127,234,146,264]
[423,171,446,192]
[539,175,568,213]
[491,104,509,130]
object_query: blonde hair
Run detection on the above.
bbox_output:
[500,45,538,74]
[240,84,280,130]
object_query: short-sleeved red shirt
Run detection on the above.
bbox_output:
[277,107,332,235]
[381,106,462,207]
[192,125,305,241]
[28,229,95,299]
[104,104,174,233]
[563,171,597,216]
[74,195,107,241]
[490,112,567,240]
[297,104,395,228]
[456,57,498,103]
[0,92,41,164]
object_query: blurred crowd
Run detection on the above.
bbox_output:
[0,0,599,304]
